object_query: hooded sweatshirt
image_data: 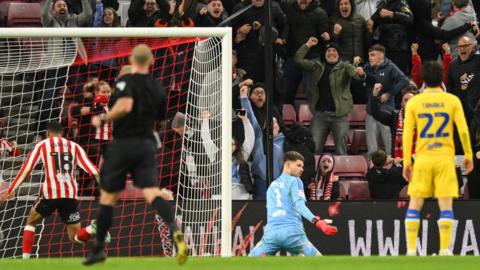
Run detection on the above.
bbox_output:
[441,4,476,58]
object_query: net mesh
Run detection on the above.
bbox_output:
[175,37,223,256]
[0,35,225,258]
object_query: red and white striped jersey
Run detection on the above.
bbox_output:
[7,136,99,199]
[95,105,112,141]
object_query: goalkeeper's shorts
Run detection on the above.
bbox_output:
[249,227,318,256]
[100,138,159,192]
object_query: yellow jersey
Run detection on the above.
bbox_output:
[403,87,473,166]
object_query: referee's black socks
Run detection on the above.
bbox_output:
[95,204,113,247]
[151,196,178,233]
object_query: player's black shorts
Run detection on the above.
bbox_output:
[100,137,158,192]
[33,196,80,225]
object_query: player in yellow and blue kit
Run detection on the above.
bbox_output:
[403,61,474,256]
[250,151,337,256]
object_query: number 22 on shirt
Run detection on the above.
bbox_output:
[418,112,450,139]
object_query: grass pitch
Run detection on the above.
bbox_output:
[0,256,478,270]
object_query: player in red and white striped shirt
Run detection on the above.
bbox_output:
[93,81,113,142]
[0,122,110,259]
[1,138,20,157]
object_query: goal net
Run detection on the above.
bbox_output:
[0,28,231,258]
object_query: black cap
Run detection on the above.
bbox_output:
[326,42,341,54]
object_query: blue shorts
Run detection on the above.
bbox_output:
[249,227,319,256]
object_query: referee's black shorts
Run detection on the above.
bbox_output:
[100,138,159,192]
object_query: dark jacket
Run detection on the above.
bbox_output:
[127,0,170,27]
[232,1,288,81]
[280,0,329,59]
[330,0,372,62]
[371,0,413,52]
[295,44,360,117]
[66,0,119,13]
[447,54,480,123]
[407,0,471,61]
[366,165,405,199]
[364,58,410,114]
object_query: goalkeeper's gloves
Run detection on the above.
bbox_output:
[312,216,338,236]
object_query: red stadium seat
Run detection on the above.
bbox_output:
[282,104,297,128]
[347,180,370,200]
[294,99,307,111]
[349,129,386,155]
[333,155,368,179]
[298,104,313,127]
[323,132,335,153]
[349,104,367,128]
[1,2,42,27]
[349,129,367,155]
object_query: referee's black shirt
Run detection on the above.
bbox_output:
[112,73,167,140]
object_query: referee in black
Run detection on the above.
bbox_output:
[84,44,187,265]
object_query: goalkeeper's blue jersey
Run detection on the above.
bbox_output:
[265,173,315,232]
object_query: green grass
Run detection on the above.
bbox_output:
[1,256,480,270]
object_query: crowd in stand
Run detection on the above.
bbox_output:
[4,0,480,201]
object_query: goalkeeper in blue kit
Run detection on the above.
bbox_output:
[250,151,338,256]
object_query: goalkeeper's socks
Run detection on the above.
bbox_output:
[438,210,455,253]
[95,205,113,244]
[405,209,420,255]
[74,227,92,243]
[151,196,177,233]
[22,225,35,259]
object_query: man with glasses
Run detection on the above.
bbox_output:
[447,36,480,124]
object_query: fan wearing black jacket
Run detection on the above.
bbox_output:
[366,150,406,199]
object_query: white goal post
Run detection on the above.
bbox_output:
[0,27,232,257]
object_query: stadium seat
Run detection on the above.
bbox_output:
[282,104,297,128]
[294,99,307,111]
[349,129,386,155]
[323,132,335,153]
[298,104,313,127]
[349,129,367,155]
[349,104,367,128]
[333,155,368,179]
[347,180,370,200]
[1,2,42,27]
